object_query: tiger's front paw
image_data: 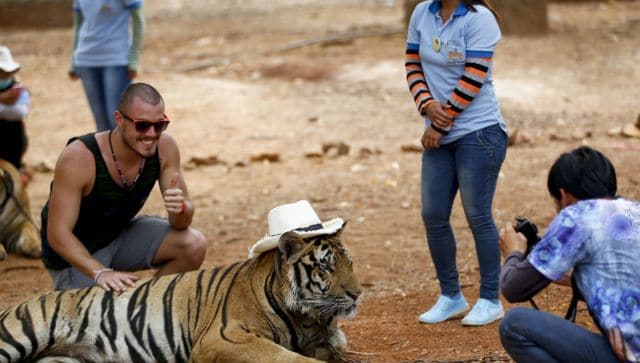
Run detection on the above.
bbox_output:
[311,330,347,363]
[328,328,347,354]
[14,222,41,258]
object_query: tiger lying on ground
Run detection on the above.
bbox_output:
[0,229,362,362]
[0,158,40,261]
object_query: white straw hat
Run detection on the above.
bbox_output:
[249,200,345,257]
[0,46,20,73]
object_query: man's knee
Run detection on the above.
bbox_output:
[500,307,530,343]
[184,228,207,266]
[153,227,207,272]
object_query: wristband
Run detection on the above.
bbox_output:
[180,200,187,214]
[93,268,113,283]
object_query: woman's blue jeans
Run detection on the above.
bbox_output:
[421,124,507,300]
[75,65,130,132]
[500,307,619,363]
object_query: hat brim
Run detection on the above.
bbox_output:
[248,217,345,257]
[0,61,20,73]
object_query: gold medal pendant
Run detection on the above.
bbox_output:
[432,36,442,52]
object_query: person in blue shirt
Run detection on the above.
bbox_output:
[69,0,145,132]
[405,0,508,326]
[500,146,639,363]
[0,45,32,186]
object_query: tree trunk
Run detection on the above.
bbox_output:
[403,0,424,30]
[492,0,548,35]
[403,0,549,35]
[0,0,72,29]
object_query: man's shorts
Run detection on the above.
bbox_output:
[48,215,171,290]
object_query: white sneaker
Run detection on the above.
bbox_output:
[461,298,504,326]
[418,295,469,324]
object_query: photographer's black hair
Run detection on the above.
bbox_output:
[547,146,617,201]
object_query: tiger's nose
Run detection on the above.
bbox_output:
[346,287,363,302]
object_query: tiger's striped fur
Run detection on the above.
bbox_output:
[0,159,40,261]
[0,230,361,362]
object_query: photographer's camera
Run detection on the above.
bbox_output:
[514,218,541,256]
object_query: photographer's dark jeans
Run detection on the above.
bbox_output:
[421,124,506,300]
[500,307,619,363]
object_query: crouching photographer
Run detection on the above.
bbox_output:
[498,146,639,363]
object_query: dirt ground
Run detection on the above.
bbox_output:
[2,1,640,362]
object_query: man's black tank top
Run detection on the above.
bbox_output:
[41,133,160,270]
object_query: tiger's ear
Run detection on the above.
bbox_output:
[279,231,305,258]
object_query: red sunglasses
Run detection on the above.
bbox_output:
[119,110,170,133]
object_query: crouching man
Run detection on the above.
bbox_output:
[498,146,639,363]
[41,82,206,293]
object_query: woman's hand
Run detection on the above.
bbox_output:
[423,101,454,129]
[421,126,442,150]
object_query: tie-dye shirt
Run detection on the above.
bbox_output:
[529,198,640,362]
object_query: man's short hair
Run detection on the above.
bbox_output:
[547,146,617,201]
[118,82,164,113]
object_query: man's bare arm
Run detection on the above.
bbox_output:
[47,141,104,277]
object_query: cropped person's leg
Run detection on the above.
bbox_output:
[75,66,110,131]
[102,65,131,130]
[0,120,24,169]
[16,120,31,185]
[500,307,619,363]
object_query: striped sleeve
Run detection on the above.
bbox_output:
[445,54,492,117]
[405,43,435,115]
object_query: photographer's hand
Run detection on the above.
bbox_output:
[554,271,572,287]
[607,327,626,362]
[499,223,527,257]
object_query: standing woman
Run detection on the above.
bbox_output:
[69,0,145,132]
[405,0,508,326]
